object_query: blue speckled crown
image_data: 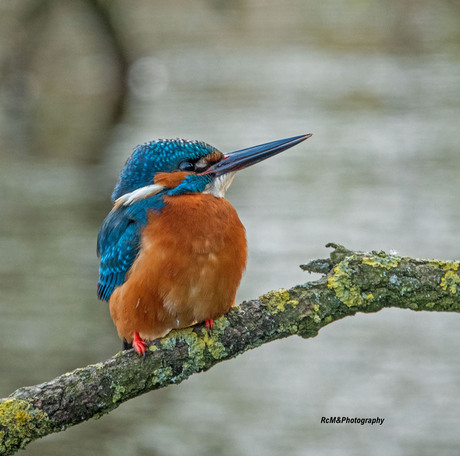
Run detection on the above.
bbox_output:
[111,139,217,202]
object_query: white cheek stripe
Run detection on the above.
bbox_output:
[114,184,165,208]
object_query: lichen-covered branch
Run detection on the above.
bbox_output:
[1,244,460,455]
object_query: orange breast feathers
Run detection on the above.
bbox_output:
[109,193,247,342]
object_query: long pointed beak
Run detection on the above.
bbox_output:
[203,133,312,177]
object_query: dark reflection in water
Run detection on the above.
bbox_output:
[1,1,460,455]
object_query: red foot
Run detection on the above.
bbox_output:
[205,319,214,333]
[132,332,148,359]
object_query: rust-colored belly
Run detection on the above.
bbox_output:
[109,193,247,342]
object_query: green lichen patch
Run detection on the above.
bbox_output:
[427,261,460,294]
[260,288,297,314]
[441,270,460,294]
[362,252,401,270]
[327,258,364,307]
[201,328,227,360]
[0,398,54,455]
[427,260,460,271]
[311,304,321,324]
[160,335,177,351]
[159,317,229,374]
[111,384,126,403]
[151,366,173,387]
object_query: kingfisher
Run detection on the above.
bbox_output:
[97,133,312,356]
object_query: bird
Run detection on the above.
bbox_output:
[97,133,312,356]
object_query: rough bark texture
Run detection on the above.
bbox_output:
[1,244,460,455]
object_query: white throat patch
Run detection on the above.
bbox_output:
[203,172,236,198]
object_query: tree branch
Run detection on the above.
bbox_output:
[1,244,460,455]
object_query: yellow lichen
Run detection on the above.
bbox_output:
[327,259,364,307]
[201,330,227,359]
[260,289,291,313]
[442,262,459,271]
[362,253,401,269]
[427,260,460,271]
[0,399,31,430]
[441,270,460,294]
[159,317,229,371]
[0,398,53,453]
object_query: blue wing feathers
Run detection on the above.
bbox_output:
[97,210,141,301]
[97,195,165,301]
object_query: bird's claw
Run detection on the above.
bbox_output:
[133,332,148,359]
[205,319,214,335]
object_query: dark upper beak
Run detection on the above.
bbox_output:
[202,133,312,177]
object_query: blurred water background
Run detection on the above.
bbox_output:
[1,1,460,455]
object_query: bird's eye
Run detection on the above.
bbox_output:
[178,161,195,172]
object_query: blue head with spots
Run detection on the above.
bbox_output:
[112,139,219,201]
